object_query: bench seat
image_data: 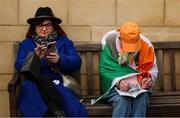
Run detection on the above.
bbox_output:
[81,92,180,117]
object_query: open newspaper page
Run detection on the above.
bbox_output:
[115,75,148,98]
[91,73,142,105]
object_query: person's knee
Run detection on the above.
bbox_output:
[112,96,131,116]
[142,92,150,98]
[113,96,131,108]
[139,93,150,102]
[135,93,150,107]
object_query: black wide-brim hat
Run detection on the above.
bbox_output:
[27,7,62,24]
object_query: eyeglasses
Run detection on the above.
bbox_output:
[36,23,53,29]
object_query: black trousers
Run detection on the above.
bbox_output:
[35,77,64,117]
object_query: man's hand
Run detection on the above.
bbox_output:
[116,79,130,92]
[141,77,153,89]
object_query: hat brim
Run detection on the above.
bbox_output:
[27,16,62,24]
[121,38,142,52]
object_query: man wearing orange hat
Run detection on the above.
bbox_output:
[98,21,158,117]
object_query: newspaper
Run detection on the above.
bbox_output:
[115,75,147,98]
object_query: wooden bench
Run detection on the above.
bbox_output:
[8,41,180,117]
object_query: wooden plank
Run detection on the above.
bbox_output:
[153,41,180,49]
[86,105,112,116]
[9,92,17,117]
[75,44,101,52]
[86,52,94,95]
[169,49,176,91]
[156,50,164,91]
[74,42,180,51]
[147,105,180,117]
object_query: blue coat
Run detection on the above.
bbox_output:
[15,36,87,117]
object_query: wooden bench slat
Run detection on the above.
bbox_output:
[156,49,164,91]
[153,41,180,49]
[86,52,94,95]
[169,49,176,91]
[75,43,101,52]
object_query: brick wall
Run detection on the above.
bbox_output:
[0,0,180,116]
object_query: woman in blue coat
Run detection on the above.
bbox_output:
[15,7,87,117]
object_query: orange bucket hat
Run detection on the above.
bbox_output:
[117,21,142,52]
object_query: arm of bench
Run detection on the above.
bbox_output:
[8,72,20,117]
[8,72,20,92]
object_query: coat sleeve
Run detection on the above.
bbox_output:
[57,39,82,73]
[15,42,29,71]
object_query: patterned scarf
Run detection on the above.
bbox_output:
[32,31,62,79]
[118,47,138,66]
[118,52,132,65]
[32,31,58,46]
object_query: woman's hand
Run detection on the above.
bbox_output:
[141,77,153,89]
[116,79,130,92]
[46,52,60,63]
[34,44,46,59]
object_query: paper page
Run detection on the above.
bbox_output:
[111,72,140,89]
[115,87,148,98]
[126,75,141,92]
[115,76,148,98]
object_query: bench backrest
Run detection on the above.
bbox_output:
[9,41,180,117]
[74,42,180,96]
[13,41,180,95]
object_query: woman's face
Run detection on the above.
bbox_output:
[35,19,53,37]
